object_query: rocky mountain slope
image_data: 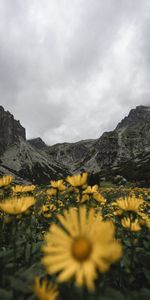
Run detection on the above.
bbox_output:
[46,105,150,184]
[0,107,69,184]
[1,105,150,184]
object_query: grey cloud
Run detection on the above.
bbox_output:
[0,0,150,144]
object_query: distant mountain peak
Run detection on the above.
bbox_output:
[116,105,150,131]
[135,105,150,110]
[28,137,47,149]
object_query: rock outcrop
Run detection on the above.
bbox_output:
[46,139,95,171]
[0,106,69,183]
[28,137,47,150]
[0,138,69,184]
[0,106,26,154]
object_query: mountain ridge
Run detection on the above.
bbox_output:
[1,105,150,185]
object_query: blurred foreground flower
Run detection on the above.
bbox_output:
[34,277,58,300]
[42,206,122,290]
[66,173,88,187]
[0,196,36,215]
[0,175,13,187]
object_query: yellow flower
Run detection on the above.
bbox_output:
[39,205,52,219]
[42,207,122,291]
[113,209,123,216]
[0,197,36,215]
[50,180,66,191]
[40,205,49,213]
[138,211,147,220]
[57,200,64,206]
[145,217,150,229]
[34,277,58,300]
[43,213,52,219]
[93,193,106,204]
[113,196,143,213]
[49,204,57,211]
[121,217,141,232]
[66,173,88,187]
[12,185,35,193]
[81,194,90,203]
[83,185,99,194]
[47,188,57,196]
[0,175,13,187]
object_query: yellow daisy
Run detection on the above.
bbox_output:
[66,173,88,187]
[0,196,36,215]
[83,185,99,194]
[47,188,57,197]
[50,180,66,191]
[0,175,13,187]
[93,193,106,204]
[12,185,35,193]
[112,195,143,213]
[42,207,122,290]
[121,217,141,232]
[34,277,58,300]
[80,194,90,203]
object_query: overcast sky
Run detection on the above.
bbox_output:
[0,0,150,145]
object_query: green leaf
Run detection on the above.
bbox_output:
[9,277,29,294]
[143,268,150,283]
[0,288,12,300]
[102,288,126,300]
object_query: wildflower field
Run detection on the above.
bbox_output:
[0,174,150,300]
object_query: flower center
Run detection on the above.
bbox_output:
[72,237,92,261]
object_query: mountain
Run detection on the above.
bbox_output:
[28,137,47,150]
[84,105,150,182]
[46,139,95,172]
[46,105,150,184]
[1,105,150,185]
[0,107,69,184]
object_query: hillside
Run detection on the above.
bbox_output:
[1,105,150,184]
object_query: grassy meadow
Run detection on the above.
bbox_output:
[0,174,150,300]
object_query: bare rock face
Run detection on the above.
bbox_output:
[0,106,26,154]
[115,105,150,160]
[81,106,150,182]
[47,140,95,171]
[47,105,150,184]
[0,138,69,184]
[28,137,47,150]
[0,106,69,183]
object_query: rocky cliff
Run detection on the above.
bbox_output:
[0,106,69,183]
[46,139,95,171]
[0,106,26,154]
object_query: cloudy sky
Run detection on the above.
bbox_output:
[0,0,150,145]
